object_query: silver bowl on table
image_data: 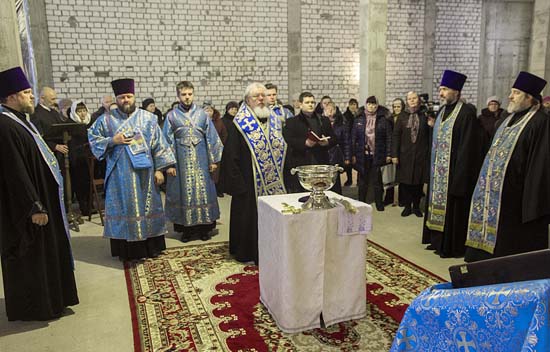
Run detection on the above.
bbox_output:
[290,164,343,210]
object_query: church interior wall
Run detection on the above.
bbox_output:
[20,0,544,112]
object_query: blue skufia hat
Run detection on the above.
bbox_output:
[440,70,467,91]
[512,71,547,101]
[111,78,135,96]
[0,67,31,98]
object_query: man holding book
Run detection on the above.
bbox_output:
[283,91,336,193]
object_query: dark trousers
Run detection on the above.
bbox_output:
[400,183,423,210]
[344,165,353,184]
[358,159,383,207]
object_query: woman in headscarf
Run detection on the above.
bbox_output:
[68,100,92,216]
[391,92,430,217]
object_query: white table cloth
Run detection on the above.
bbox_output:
[258,191,372,333]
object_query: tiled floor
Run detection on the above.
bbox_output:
[0,189,464,351]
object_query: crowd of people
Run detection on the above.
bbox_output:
[1,65,549,322]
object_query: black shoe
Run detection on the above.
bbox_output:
[217,191,224,198]
[344,180,352,187]
[181,234,191,243]
[413,208,423,217]
[425,244,436,250]
[401,207,412,217]
[376,204,384,211]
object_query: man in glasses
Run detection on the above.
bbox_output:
[221,82,286,265]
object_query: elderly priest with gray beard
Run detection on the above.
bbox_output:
[465,71,550,262]
[221,82,287,265]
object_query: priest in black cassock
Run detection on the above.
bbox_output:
[465,72,550,262]
[0,67,78,321]
[221,83,287,265]
[425,70,489,258]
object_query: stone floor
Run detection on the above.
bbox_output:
[0,184,464,351]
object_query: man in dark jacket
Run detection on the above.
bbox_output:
[348,96,392,210]
[342,98,359,186]
[283,92,337,193]
[30,87,67,163]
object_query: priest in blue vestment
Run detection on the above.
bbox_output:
[465,71,550,262]
[88,79,175,260]
[163,81,223,242]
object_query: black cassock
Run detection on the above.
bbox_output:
[221,122,261,264]
[0,107,78,321]
[426,102,489,257]
[465,108,550,262]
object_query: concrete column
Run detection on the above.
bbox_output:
[287,0,302,103]
[359,0,388,104]
[422,0,436,100]
[528,0,550,95]
[0,0,23,70]
[27,0,54,88]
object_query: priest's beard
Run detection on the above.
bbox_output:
[507,95,531,114]
[440,96,458,106]
[119,102,136,115]
[253,106,271,119]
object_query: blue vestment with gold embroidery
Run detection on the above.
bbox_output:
[88,108,175,241]
[392,279,550,351]
[163,104,223,226]
[233,104,286,197]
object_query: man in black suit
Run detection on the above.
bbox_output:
[283,91,337,193]
[30,87,68,159]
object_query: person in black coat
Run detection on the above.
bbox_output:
[342,98,359,186]
[141,98,165,128]
[67,100,93,216]
[391,92,430,217]
[283,92,337,193]
[465,72,550,262]
[0,67,78,321]
[348,96,392,210]
[425,70,489,258]
[30,87,67,166]
[478,96,508,139]
[322,101,347,194]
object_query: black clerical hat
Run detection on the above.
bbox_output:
[0,67,31,98]
[440,70,467,91]
[111,78,135,96]
[512,71,547,101]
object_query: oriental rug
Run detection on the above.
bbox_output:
[124,241,444,352]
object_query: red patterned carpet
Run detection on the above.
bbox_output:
[124,241,443,352]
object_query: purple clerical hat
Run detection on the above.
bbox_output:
[440,70,467,91]
[111,78,135,96]
[0,67,31,98]
[512,71,547,100]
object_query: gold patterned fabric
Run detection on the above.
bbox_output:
[426,102,463,231]
[233,104,286,197]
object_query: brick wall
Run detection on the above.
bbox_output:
[385,0,425,107]
[432,0,482,104]
[42,0,482,113]
[301,0,360,109]
[44,0,289,112]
